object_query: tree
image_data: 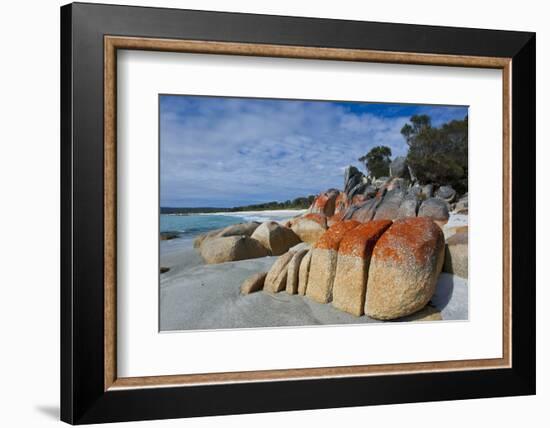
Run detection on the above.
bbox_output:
[358,146,392,178]
[401,115,468,193]
[401,115,432,145]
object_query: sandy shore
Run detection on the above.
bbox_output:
[197,209,307,224]
[160,238,468,332]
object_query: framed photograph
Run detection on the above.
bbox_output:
[61,2,535,424]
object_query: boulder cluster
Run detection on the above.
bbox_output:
[194,220,302,263]
[242,217,445,320]
[193,164,468,320]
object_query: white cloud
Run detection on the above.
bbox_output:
[160,97,466,207]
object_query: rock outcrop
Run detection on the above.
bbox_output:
[191,162,468,322]
[251,221,301,255]
[332,220,392,316]
[306,220,360,304]
[200,235,270,264]
[365,217,445,320]
[344,166,369,200]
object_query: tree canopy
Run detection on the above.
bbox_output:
[401,114,468,193]
[358,145,392,178]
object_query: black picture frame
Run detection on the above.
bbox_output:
[61,2,535,424]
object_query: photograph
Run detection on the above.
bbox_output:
[159,95,469,331]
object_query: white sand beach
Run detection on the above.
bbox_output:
[198,209,307,224]
[160,237,468,332]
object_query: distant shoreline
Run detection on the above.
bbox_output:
[161,208,307,217]
[160,209,307,237]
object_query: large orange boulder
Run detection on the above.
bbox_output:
[332,220,392,316]
[365,217,445,320]
[306,220,360,303]
[290,213,327,245]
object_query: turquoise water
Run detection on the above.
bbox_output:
[160,214,247,237]
[160,211,304,238]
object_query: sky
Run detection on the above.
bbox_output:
[160,95,468,208]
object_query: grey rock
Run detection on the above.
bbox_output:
[373,176,390,189]
[362,185,378,198]
[435,185,457,203]
[422,184,434,198]
[347,198,379,223]
[418,197,450,222]
[396,195,420,219]
[373,188,406,220]
[390,156,407,178]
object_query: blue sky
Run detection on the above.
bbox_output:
[160,95,467,208]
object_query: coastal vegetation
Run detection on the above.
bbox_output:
[161,196,315,214]
[402,114,468,193]
[358,145,392,178]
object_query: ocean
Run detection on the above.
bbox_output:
[160,210,306,238]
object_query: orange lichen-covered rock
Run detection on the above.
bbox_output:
[327,211,346,227]
[365,217,445,320]
[332,220,392,316]
[306,220,360,303]
[334,192,349,214]
[290,213,327,245]
[309,189,339,217]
